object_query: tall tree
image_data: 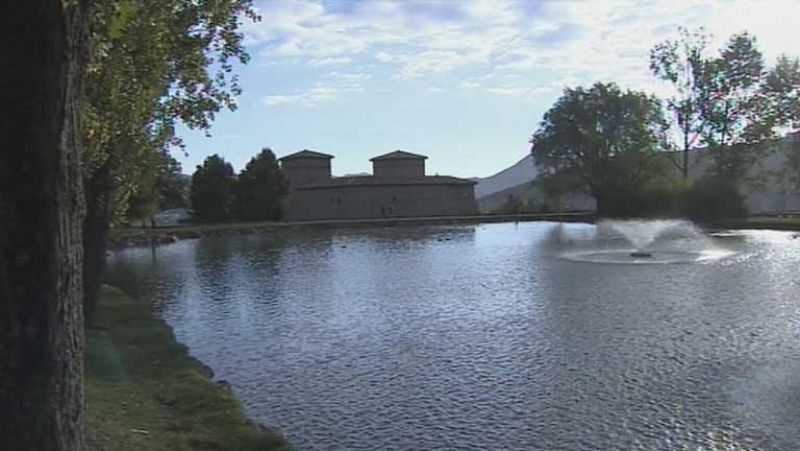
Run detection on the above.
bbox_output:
[766,57,800,182]
[235,148,289,221]
[191,155,236,222]
[530,82,669,216]
[653,30,800,182]
[650,27,713,178]
[762,55,800,129]
[700,32,771,178]
[82,0,257,322]
[156,154,189,210]
[0,1,91,449]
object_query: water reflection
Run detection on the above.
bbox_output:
[106,222,800,450]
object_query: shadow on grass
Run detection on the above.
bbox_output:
[86,286,291,451]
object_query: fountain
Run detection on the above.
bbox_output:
[559,219,736,264]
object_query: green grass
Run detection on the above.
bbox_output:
[86,286,291,451]
[738,215,800,230]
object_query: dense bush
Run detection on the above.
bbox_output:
[591,175,687,218]
[589,174,747,221]
[682,176,748,222]
[490,194,523,215]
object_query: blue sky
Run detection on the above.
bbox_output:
[177,0,799,178]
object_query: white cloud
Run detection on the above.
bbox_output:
[263,85,337,107]
[262,71,372,108]
[249,0,800,100]
[308,56,353,67]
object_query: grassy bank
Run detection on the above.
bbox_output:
[86,286,290,451]
[109,212,596,247]
[720,215,800,231]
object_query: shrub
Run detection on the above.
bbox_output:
[595,177,689,218]
[491,194,522,215]
[682,176,748,222]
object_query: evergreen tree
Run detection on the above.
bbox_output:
[235,148,289,221]
[191,155,236,222]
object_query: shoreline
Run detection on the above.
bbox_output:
[110,212,595,247]
[86,286,291,451]
[109,212,800,248]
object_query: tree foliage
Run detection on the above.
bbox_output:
[234,148,289,221]
[81,0,256,321]
[653,29,800,180]
[157,154,189,210]
[84,0,256,222]
[191,155,236,222]
[125,153,188,222]
[650,27,712,177]
[763,55,800,126]
[700,31,770,177]
[530,82,669,216]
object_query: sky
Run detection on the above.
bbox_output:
[176,0,800,178]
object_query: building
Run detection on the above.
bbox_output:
[280,150,477,220]
[475,132,800,215]
[686,132,800,214]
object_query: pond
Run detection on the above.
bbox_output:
[106,221,800,450]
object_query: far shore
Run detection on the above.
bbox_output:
[109,212,800,248]
[109,212,595,247]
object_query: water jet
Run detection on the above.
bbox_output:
[560,219,735,264]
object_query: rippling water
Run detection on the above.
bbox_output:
[106,222,800,450]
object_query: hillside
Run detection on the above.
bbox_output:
[474,153,595,214]
[474,154,538,200]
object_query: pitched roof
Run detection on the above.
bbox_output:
[370,150,428,161]
[280,149,334,160]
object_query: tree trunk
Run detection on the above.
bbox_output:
[683,127,690,179]
[83,166,114,326]
[592,187,609,217]
[0,1,90,450]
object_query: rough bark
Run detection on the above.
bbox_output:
[0,1,90,450]
[83,166,114,326]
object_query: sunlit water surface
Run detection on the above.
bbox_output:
[106,222,800,450]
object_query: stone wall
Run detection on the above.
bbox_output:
[284,183,477,220]
[282,158,331,188]
[372,159,425,179]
